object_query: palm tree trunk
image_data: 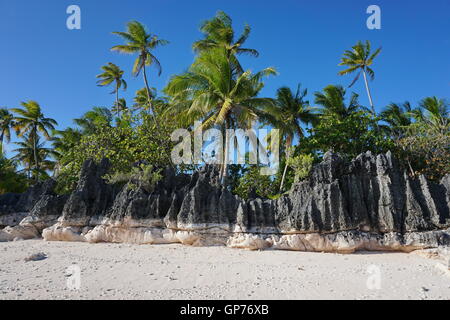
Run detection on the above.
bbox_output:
[362,68,375,115]
[32,129,39,182]
[115,83,120,118]
[279,136,292,193]
[221,119,230,185]
[141,60,175,170]
[142,65,156,121]
[0,130,4,154]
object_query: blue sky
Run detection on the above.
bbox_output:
[1,0,449,154]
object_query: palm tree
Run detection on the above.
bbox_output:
[193,11,259,73]
[338,40,381,115]
[314,85,361,119]
[0,108,15,153]
[73,107,113,135]
[14,134,55,179]
[51,127,82,161]
[112,98,128,118]
[263,85,316,192]
[96,63,127,115]
[165,48,276,183]
[111,21,169,114]
[380,102,414,138]
[412,97,449,135]
[11,101,57,181]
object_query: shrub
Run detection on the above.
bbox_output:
[288,154,314,183]
[104,164,162,193]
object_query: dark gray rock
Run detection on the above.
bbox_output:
[2,152,450,251]
[60,158,116,226]
[0,179,59,227]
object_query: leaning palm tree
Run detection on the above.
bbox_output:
[165,48,276,183]
[412,97,449,135]
[263,85,317,192]
[96,63,127,115]
[11,101,57,181]
[111,21,168,114]
[0,108,15,153]
[193,11,259,73]
[314,85,361,120]
[338,40,381,115]
[380,102,414,138]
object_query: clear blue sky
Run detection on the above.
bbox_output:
[1,0,449,153]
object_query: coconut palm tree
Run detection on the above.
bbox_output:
[11,101,57,181]
[96,63,127,115]
[13,134,55,180]
[112,98,128,118]
[111,21,168,114]
[193,11,259,73]
[165,48,276,183]
[380,102,414,138]
[0,108,15,153]
[412,97,449,135]
[133,87,154,112]
[263,85,317,192]
[314,85,361,119]
[338,40,381,115]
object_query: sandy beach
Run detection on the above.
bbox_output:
[1,240,449,300]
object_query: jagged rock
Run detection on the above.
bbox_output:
[0,179,56,227]
[3,152,450,253]
[59,159,116,227]
[0,179,68,241]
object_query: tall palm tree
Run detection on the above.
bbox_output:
[96,63,127,115]
[412,97,449,134]
[0,108,15,153]
[193,11,259,73]
[111,21,168,114]
[338,40,381,115]
[165,48,276,183]
[380,102,414,138]
[314,85,361,119]
[263,85,316,192]
[11,101,57,181]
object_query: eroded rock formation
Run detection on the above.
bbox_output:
[1,151,449,253]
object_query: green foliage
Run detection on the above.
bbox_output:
[394,124,449,181]
[232,165,277,200]
[288,153,314,183]
[193,10,259,73]
[305,111,394,159]
[0,108,15,148]
[0,154,28,194]
[10,101,58,181]
[104,164,162,193]
[55,111,175,193]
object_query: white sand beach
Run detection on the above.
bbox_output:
[1,240,450,300]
